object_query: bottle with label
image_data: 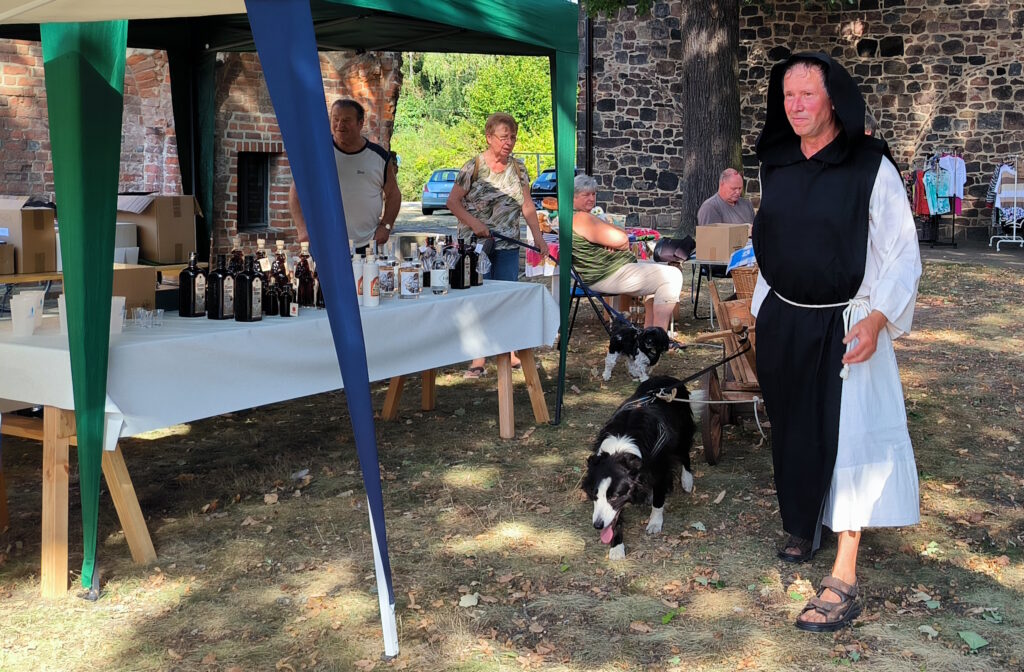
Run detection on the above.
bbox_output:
[469,235,482,286]
[207,254,234,320]
[377,244,396,298]
[452,240,472,290]
[352,250,364,306]
[295,242,316,307]
[363,252,380,307]
[178,251,207,317]
[399,248,421,299]
[234,255,263,322]
[431,241,448,295]
[254,238,272,272]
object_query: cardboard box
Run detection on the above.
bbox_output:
[696,223,749,263]
[112,263,158,311]
[0,243,13,274]
[114,222,138,248]
[116,194,200,263]
[0,196,57,273]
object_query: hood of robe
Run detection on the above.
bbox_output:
[755,51,894,168]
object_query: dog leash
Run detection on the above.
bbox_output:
[489,232,634,332]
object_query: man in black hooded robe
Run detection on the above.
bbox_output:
[750,53,922,632]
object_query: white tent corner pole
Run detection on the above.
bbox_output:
[367,500,400,658]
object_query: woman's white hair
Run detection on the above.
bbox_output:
[574,174,598,194]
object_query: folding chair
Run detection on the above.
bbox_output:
[562,278,617,347]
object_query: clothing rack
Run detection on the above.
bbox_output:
[989,154,1023,251]
[917,148,963,248]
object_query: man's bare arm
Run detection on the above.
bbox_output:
[288,183,309,243]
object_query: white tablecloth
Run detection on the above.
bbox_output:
[0,280,560,449]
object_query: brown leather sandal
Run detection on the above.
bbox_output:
[795,575,861,632]
[777,534,816,563]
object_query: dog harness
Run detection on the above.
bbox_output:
[773,291,871,380]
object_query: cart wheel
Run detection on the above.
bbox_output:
[701,368,728,465]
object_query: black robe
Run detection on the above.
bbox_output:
[751,52,894,544]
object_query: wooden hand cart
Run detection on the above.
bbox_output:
[692,266,767,465]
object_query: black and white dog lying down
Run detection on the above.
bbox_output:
[602,323,671,382]
[581,375,696,560]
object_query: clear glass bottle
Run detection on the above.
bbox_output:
[399,247,421,299]
[178,251,207,317]
[431,241,448,295]
[378,244,397,298]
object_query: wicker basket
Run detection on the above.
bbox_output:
[731,264,759,300]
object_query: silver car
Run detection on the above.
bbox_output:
[421,169,459,215]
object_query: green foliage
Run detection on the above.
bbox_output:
[392,53,554,201]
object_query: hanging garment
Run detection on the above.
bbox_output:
[939,155,966,215]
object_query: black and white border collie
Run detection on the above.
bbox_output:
[602,323,671,382]
[581,375,695,560]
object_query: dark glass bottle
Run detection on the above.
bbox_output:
[295,249,315,307]
[265,275,280,316]
[206,254,234,320]
[422,236,434,288]
[251,251,269,311]
[228,249,244,276]
[271,250,289,286]
[278,280,294,317]
[468,235,482,286]
[449,240,470,290]
[234,255,263,322]
[314,270,325,309]
[178,251,207,317]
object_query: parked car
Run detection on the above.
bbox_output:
[421,169,459,215]
[530,167,581,208]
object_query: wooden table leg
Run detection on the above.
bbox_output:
[496,353,515,439]
[421,369,436,411]
[382,376,405,421]
[102,445,156,565]
[41,406,72,598]
[516,348,550,424]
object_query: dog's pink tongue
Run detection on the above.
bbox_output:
[600,525,614,544]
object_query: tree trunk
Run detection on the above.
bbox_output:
[674,0,740,237]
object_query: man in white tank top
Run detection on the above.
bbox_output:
[288,99,401,251]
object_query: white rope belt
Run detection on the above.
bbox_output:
[773,291,870,380]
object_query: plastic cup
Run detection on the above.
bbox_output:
[153,308,164,326]
[111,297,127,334]
[19,290,45,327]
[58,294,68,335]
[10,295,37,337]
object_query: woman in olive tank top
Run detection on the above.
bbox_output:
[571,175,682,330]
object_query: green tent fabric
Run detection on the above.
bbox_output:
[40,20,128,591]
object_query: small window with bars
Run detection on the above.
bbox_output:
[238,152,270,230]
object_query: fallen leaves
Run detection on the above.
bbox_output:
[958,630,988,652]
[264,493,279,505]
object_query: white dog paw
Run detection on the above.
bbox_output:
[608,544,626,561]
[646,506,664,534]
[680,468,694,493]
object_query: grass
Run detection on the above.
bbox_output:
[1,260,1023,671]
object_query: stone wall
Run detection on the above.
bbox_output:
[583,0,1024,239]
[0,40,402,258]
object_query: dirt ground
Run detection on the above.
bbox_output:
[1,259,1022,672]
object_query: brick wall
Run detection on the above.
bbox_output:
[0,40,402,258]
[583,0,1024,239]
[0,42,180,200]
[213,51,402,258]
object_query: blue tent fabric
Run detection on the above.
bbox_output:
[245,0,396,633]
